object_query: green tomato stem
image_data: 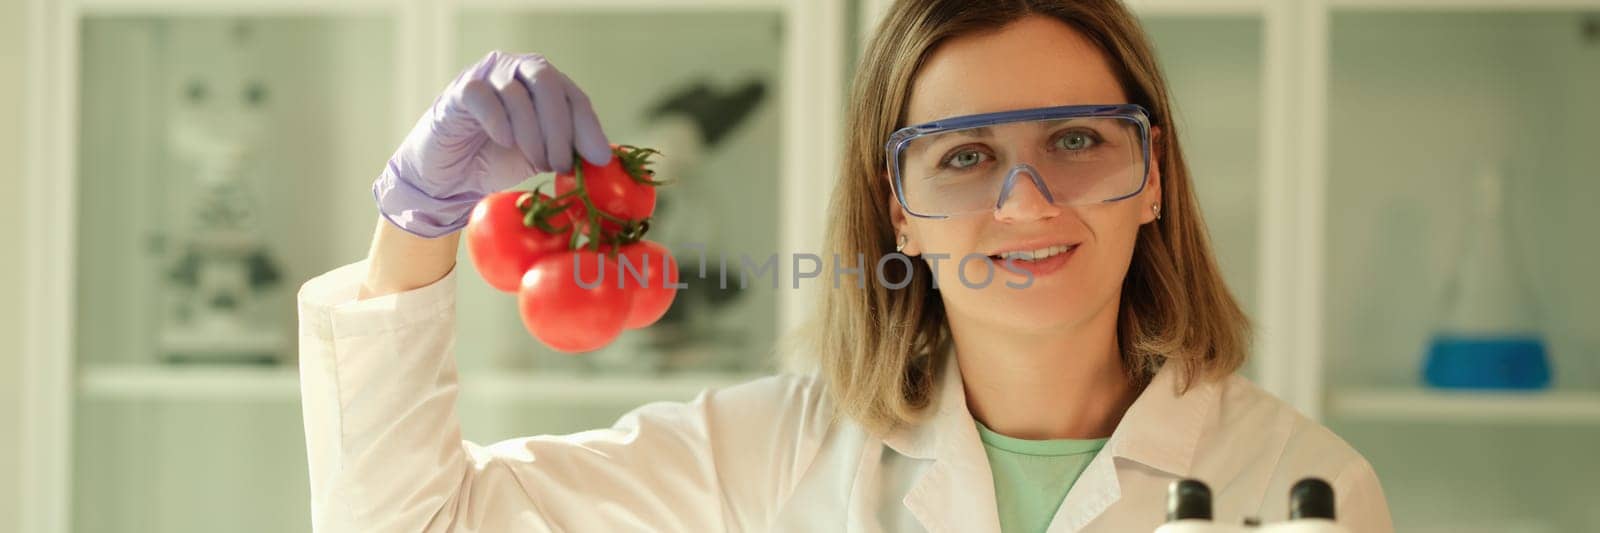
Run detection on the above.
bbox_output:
[525,145,666,253]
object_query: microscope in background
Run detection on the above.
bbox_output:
[159,21,286,365]
[1155,478,1350,533]
[580,76,770,374]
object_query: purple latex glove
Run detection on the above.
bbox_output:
[374,51,612,238]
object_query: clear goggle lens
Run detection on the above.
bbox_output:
[894,116,1147,217]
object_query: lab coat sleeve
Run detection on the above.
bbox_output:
[298,259,810,533]
[1332,456,1395,533]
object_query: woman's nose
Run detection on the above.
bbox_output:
[993,166,1062,222]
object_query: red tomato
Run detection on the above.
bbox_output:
[464,191,573,293]
[555,144,657,223]
[617,240,678,329]
[517,251,633,353]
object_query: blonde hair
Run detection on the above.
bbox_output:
[799,0,1252,438]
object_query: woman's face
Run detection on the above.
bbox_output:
[892,15,1162,334]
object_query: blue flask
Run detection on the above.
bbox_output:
[1422,166,1551,390]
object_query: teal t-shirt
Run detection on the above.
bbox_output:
[975,421,1109,533]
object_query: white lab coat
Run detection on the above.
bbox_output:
[298,259,1395,532]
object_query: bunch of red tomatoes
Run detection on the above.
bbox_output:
[465,145,678,353]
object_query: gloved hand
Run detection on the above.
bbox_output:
[373,50,613,238]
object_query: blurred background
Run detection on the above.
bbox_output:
[3,0,1598,532]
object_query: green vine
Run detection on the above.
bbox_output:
[513,145,665,255]
[613,144,671,186]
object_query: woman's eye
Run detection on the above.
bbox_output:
[943,150,987,169]
[1056,132,1098,151]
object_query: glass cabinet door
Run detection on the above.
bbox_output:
[449,6,792,440]
[1321,9,1600,532]
[73,14,398,533]
[1142,13,1267,379]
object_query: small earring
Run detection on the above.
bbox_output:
[895,234,908,253]
[1152,203,1162,220]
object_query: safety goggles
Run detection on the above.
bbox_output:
[887,104,1153,219]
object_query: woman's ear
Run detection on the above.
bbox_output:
[885,173,920,255]
[887,180,906,232]
[1142,126,1164,225]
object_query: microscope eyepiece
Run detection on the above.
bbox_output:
[1289,477,1336,521]
[1166,479,1214,522]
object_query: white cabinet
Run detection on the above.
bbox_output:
[25,1,841,532]
[60,10,399,533]
[1317,5,1600,531]
[21,0,1599,532]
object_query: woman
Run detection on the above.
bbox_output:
[297,0,1393,531]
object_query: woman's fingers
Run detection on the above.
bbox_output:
[462,51,602,175]
[498,75,550,175]
[522,60,575,174]
[457,78,514,148]
[566,77,612,167]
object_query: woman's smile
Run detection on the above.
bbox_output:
[999,243,1078,278]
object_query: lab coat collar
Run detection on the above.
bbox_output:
[1100,360,1218,477]
[883,351,1215,474]
[892,350,1001,532]
[886,351,1219,531]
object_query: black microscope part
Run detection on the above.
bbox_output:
[1289,477,1336,520]
[1167,478,1214,522]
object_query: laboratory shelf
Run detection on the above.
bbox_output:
[76,364,760,405]
[455,0,785,11]
[73,0,400,15]
[78,365,300,402]
[1330,387,1600,424]
[1402,521,1558,533]
[1124,0,1269,16]
[1326,0,1600,11]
